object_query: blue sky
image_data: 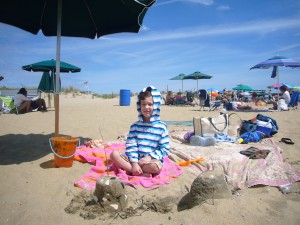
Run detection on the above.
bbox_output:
[0,0,300,94]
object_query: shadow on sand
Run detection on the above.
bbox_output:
[0,133,90,165]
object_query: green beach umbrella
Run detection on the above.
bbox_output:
[291,86,300,91]
[169,73,186,92]
[23,59,79,93]
[22,59,81,73]
[38,72,52,93]
[232,85,253,91]
[24,59,78,108]
[1,0,156,136]
[37,71,62,108]
[183,71,212,92]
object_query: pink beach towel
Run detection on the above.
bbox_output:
[74,143,183,190]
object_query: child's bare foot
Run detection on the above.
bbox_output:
[142,173,152,178]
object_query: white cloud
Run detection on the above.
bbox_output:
[129,17,300,43]
[216,5,230,11]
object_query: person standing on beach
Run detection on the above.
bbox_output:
[110,86,169,177]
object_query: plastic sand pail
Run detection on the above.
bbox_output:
[49,136,79,168]
[120,89,130,106]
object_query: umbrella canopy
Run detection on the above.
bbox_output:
[169,74,186,92]
[232,85,253,91]
[250,56,300,71]
[23,59,80,92]
[207,87,218,92]
[37,71,61,108]
[271,82,292,89]
[0,0,155,38]
[38,72,52,93]
[22,59,81,73]
[291,86,300,91]
[183,71,212,92]
[250,56,300,107]
[0,0,155,137]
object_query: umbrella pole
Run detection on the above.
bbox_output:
[277,69,280,111]
[54,0,62,137]
[197,79,199,105]
[48,93,51,108]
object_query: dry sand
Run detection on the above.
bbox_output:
[0,93,299,225]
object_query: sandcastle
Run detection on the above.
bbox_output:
[94,176,128,213]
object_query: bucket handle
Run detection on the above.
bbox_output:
[49,138,80,159]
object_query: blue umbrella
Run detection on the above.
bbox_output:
[250,56,300,103]
[250,56,300,80]
[207,87,218,92]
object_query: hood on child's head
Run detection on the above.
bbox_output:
[136,86,162,123]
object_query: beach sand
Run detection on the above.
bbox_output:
[0,93,299,225]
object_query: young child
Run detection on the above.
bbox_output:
[110,86,169,177]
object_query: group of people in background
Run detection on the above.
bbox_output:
[163,85,297,111]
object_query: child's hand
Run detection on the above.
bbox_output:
[131,163,143,176]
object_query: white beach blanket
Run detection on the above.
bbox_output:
[169,130,300,190]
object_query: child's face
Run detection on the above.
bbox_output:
[140,96,154,122]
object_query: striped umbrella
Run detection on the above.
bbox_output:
[271,83,292,89]
[250,56,300,105]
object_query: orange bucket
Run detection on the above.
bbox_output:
[49,136,79,168]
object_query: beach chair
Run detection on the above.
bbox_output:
[0,96,18,114]
[209,101,221,111]
[199,89,210,110]
[289,91,299,109]
[186,91,194,104]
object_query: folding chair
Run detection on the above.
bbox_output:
[289,91,299,109]
[209,101,221,111]
[0,96,19,114]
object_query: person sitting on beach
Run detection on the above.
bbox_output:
[14,88,47,113]
[272,86,291,110]
[110,86,169,177]
[252,92,259,104]
[165,91,175,105]
[173,92,187,105]
[230,101,252,110]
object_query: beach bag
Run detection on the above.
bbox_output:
[227,113,243,137]
[256,114,278,135]
[256,119,272,136]
[239,120,257,135]
[193,112,229,137]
